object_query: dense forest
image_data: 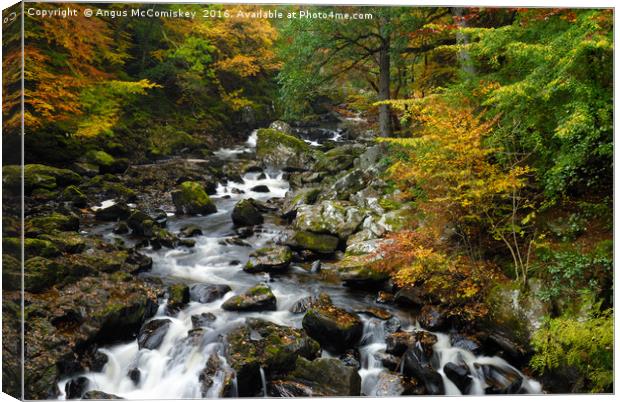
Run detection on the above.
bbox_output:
[2,4,613,399]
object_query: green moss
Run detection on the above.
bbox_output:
[102,182,138,200]
[61,185,87,207]
[24,257,63,292]
[172,181,217,215]
[26,213,79,235]
[38,232,87,254]
[256,128,311,156]
[378,198,401,211]
[293,231,339,254]
[87,150,116,167]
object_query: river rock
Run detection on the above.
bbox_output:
[199,354,235,397]
[171,181,217,215]
[281,188,321,219]
[166,284,190,314]
[82,391,123,399]
[4,164,82,195]
[127,210,154,236]
[444,362,472,394]
[189,284,231,303]
[475,363,523,394]
[289,293,332,314]
[244,246,293,273]
[26,212,80,235]
[256,128,315,170]
[328,169,368,199]
[180,224,202,237]
[339,264,389,289]
[137,319,172,350]
[356,307,392,320]
[86,150,129,174]
[226,319,320,396]
[313,144,363,173]
[302,303,363,353]
[250,184,270,193]
[394,286,426,307]
[191,313,217,329]
[290,231,340,254]
[286,357,361,396]
[222,283,277,311]
[372,372,406,396]
[94,202,131,221]
[374,352,401,371]
[113,221,130,234]
[128,368,141,385]
[402,346,444,395]
[231,199,264,226]
[65,376,90,399]
[293,201,365,240]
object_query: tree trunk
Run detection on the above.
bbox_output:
[378,43,392,137]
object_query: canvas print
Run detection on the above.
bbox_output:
[1,2,614,399]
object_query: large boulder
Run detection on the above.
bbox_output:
[244,246,293,273]
[222,283,277,311]
[269,120,293,134]
[166,284,190,315]
[290,231,340,254]
[302,303,363,353]
[256,128,315,170]
[283,357,362,396]
[294,201,365,241]
[171,181,217,215]
[26,213,80,235]
[231,199,264,227]
[444,362,472,394]
[226,319,320,396]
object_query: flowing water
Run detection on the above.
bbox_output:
[58,129,542,398]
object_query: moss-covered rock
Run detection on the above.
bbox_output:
[256,128,316,170]
[291,231,339,254]
[244,246,293,273]
[171,181,217,215]
[281,187,321,219]
[222,283,277,311]
[226,318,320,396]
[2,254,21,290]
[86,150,130,174]
[231,199,264,227]
[3,237,62,259]
[25,213,80,236]
[294,201,365,240]
[24,257,64,293]
[61,185,88,207]
[3,164,82,195]
[302,302,363,353]
[38,232,87,254]
[166,283,190,314]
[284,356,362,396]
[93,202,131,221]
[313,144,364,173]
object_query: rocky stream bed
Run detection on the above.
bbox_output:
[3,117,544,399]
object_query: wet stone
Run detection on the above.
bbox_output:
[189,284,231,304]
[65,377,90,399]
[137,319,172,350]
[191,312,217,329]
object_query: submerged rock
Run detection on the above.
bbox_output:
[180,224,203,237]
[199,354,235,397]
[222,283,277,311]
[171,181,217,215]
[402,346,444,395]
[250,184,270,193]
[475,363,523,394]
[191,313,217,329]
[137,319,172,350]
[372,372,406,396]
[226,319,320,396]
[231,199,264,227]
[302,303,363,353]
[244,245,293,273]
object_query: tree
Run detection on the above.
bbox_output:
[278,6,454,136]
